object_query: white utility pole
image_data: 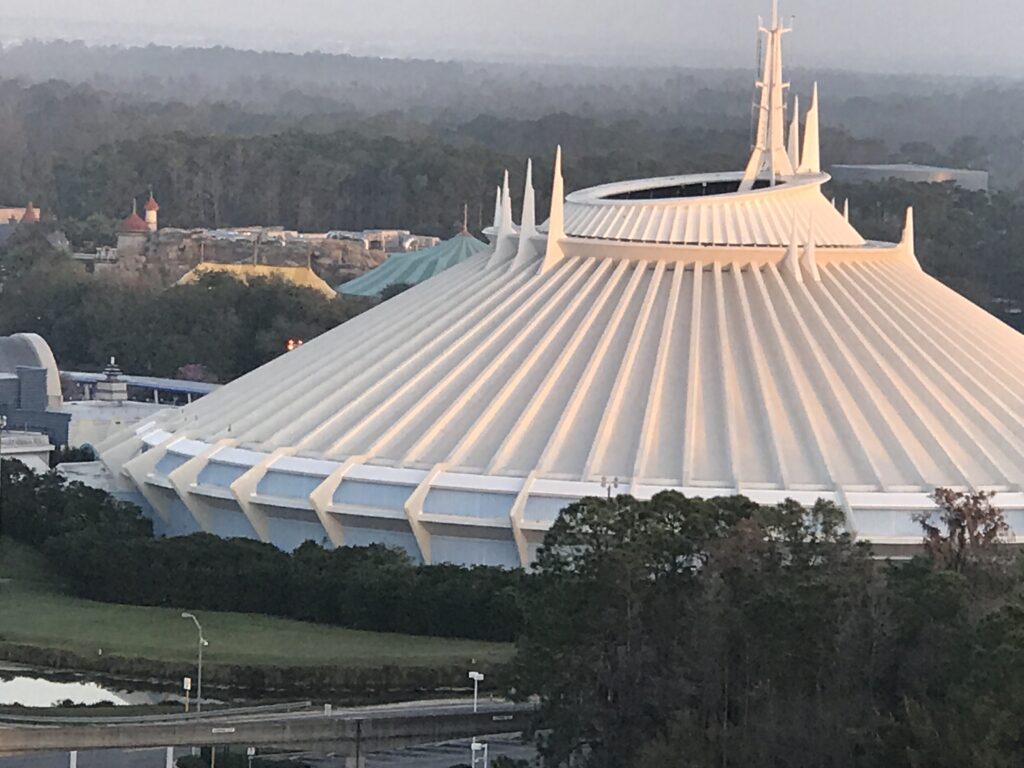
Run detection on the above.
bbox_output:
[181,613,208,713]
[468,670,484,713]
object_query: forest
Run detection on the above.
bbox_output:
[517,488,1024,768]
[0,38,1018,229]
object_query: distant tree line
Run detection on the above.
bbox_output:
[0,70,1008,237]
[0,460,522,642]
[1,39,1021,164]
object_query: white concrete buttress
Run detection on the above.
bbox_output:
[901,206,922,269]
[167,439,237,534]
[782,221,803,283]
[801,217,820,282]
[229,447,297,543]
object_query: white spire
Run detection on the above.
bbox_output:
[520,159,535,234]
[740,0,795,191]
[787,94,801,171]
[843,198,850,222]
[514,158,537,268]
[798,82,821,174]
[541,146,566,273]
[499,170,514,233]
[489,170,518,265]
[492,185,502,229]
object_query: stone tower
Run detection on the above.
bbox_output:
[144,191,160,233]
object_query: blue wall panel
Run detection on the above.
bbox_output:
[265,515,330,551]
[257,471,322,500]
[431,535,520,568]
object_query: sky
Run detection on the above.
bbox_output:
[4,0,1023,76]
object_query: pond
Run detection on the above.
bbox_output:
[0,667,183,707]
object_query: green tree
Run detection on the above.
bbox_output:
[516,492,884,768]
[379,282,413,301]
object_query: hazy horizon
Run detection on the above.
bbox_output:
[4,0,1022,77]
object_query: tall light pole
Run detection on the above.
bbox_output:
[0,414,7,541]
[468,670,484,713]
[181,612,208,712]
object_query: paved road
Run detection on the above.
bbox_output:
[303,734,536,768]
[0,699,533,754]
[0,737,535,768]
[0,699,513,726]
[0,748,186,768]
[0,702,313,726]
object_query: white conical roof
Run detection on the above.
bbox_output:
[99,6,1024,567]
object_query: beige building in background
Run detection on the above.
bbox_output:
[177,261,336,298]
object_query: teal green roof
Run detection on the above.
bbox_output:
[337,231,490,297]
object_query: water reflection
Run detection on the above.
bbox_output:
[0,673,168,707]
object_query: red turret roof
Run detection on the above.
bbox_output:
[144,193,160,212]
[120,210,149,234]
[19,202,38,224]
[119,199,150,234]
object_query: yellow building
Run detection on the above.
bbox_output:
[176,262,336,298]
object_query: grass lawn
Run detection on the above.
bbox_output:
[0,538,512,669]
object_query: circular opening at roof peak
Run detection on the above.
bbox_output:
[600,177,780,201]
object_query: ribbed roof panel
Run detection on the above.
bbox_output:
[116,246,1024,495]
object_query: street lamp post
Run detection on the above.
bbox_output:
[0,414,7,541]
[468,670,484,713]
[181,612,208,712]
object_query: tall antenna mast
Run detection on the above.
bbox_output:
[740,0,794,191]
[749,26,763,150]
